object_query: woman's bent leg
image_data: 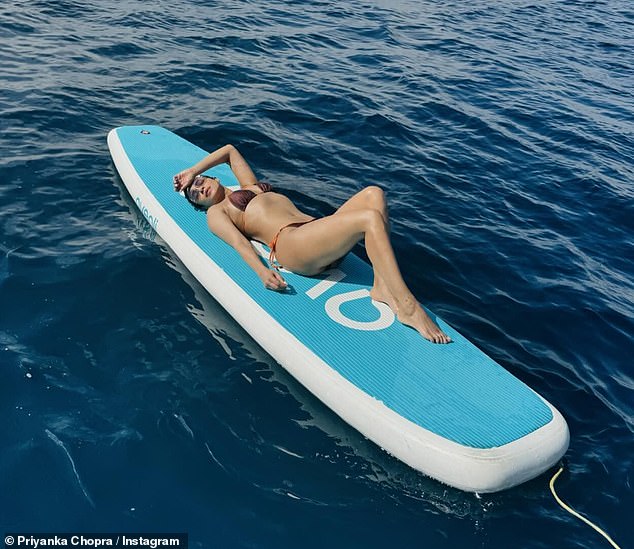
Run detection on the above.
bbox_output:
[275,209,450,343]
[332,186,396,311]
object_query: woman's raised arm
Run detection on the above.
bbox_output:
[174,144,258,192]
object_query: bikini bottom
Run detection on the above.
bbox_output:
[268,219,317,270]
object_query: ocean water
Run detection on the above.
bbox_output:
[1,0,632,547]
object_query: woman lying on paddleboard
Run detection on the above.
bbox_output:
[173,144,450,344]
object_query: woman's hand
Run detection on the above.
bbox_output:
[260,269,288,291]
[173,168,196,192]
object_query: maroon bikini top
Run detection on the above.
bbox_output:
[228,182,272,211]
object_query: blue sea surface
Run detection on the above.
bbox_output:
[1,1,632,548]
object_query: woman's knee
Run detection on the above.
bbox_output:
[362,186,388,222]
[360,208,387,232]
[362,185,386,207]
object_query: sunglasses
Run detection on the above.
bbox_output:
[186,175,220,202]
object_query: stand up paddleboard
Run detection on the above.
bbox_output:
[108,125,569,492]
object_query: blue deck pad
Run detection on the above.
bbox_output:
[115,125,553,449]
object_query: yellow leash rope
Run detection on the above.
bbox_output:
[549,467,622,549]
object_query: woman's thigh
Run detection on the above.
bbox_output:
[274,210,371,274]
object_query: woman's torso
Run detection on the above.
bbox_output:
[219,184,314,244]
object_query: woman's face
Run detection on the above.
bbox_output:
[187,175,223,209]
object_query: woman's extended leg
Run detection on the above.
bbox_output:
[274,205,451,343]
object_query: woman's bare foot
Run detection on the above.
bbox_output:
[397,296,451,344]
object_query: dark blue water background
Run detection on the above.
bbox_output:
[1,1,632,547]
